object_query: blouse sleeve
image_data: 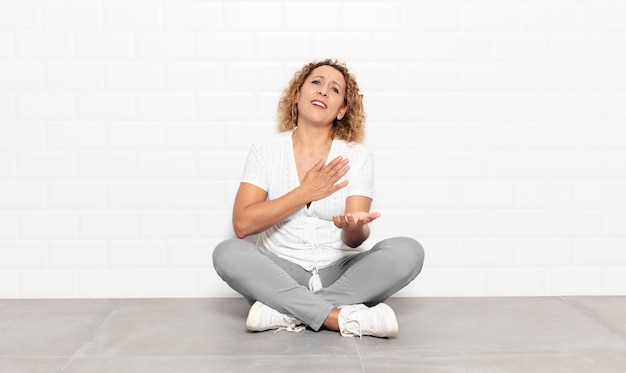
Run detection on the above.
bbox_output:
[241,144,270,192]
[346,145,374,199]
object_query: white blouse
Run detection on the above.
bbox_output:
[241,130,374,270]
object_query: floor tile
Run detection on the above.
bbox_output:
[77,298,358,357]
[361,352,626,373]
[564,296,626,338]
[357,297,626,355]
[0,299,118,356]
[63,356,364,373]
[0,358,68,373]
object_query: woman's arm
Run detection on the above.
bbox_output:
[233,156,350,238]
[333,195,381,248]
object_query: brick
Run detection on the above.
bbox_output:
[492,32,550,61]
[165,62,222,90]
[429,210,488,238]
[376,181,458,209]
[47,181,106,209]
[605,210,626,238]
[108,240,166,268]
[520,63,578,91]
[608,92,626,119]
[430,151,490,180]
[79,212,137,238]
[77,92,134,120]
[224,123,276,150]
[459,181,516,208]
[461,1,519,31]
[21,270,79,298]
[575,181,626,208]
[517,123,578,150]
[44,62,104,90]
[106,62,164,89]
[78,152,137,179]
[223,2,282,30]
[574,239,626,266]
[489,151,547,179]
[487,210,546,237]
[138,269,199,297]
[488,269,546,296]
[547,151,605,179]
[107,181,166,209]
[20,211,77,239]
[607,151,626,178]
[163,1,222,30]
[460,63,519,91]
[15,31,73,59]
[16,92,74,120]
[428,268,488,296]
[0,32,12,58]
[75,31,133,59]
[0,271,19,297]
[402,63,459,92]
[197,93,255,120]
[225,63,284,91]
[343,2,400,30]
[0,241,47,267]
[107,122,165,149]
[139,211,196,238]
[47,122,106,150]
[490,93,550,121]
[0,213,17,238]
[610,32,626,60]
[520,1,580,31]
[135,32,194,59]
[372,33,432,61]
[0,0,40,28]
[136,93,195,120]
[284,3,341,30]
[550,32,609,61]
[17,152,76,179]
[196,32,255,59]
[434,32,491,61]
[579,123,626,150]
[373,151,434,180]
[0,153,16,180]
[365,93,430,121]
[167,181,226,209]
[48,240,106,268]
[605,268,626,294]
[137,152,196,179]
[457,123,516,150]
[167,240,215,268]
[197,211,233,238]
[579,63,626,91]
[546,210,605,237]
[0,182,45,209]
[458,239,516,267]
[0,62,43,89]
[581,1,626,31]
[166,122,224,150]
[102,0,161,29]
[0,122,45,150]
[515,239,573,267]
[256,32,314,60]
[43,0,100,29]
[79,270,137,297]
[431,93,489,120]
[0,93,14,119]
[546,268,604,295]
[516,181,575,208]
[401,2,460,31]
[366,122,457,151]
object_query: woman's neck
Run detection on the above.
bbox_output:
[292,125,333,155]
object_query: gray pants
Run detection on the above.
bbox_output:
[213,236,425,331]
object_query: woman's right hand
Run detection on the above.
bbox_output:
[299,156,350,202]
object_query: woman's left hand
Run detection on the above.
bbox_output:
[333,211,381,231]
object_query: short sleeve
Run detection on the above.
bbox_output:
[346,146,374,199]
[241,144,270,191]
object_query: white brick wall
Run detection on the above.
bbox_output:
[1,0,625,298]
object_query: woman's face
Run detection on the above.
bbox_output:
[295,65,347,127]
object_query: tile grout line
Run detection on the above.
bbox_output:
[57,299,123,372]
[353,338,367,373]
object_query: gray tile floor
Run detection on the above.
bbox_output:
[1,296,626,372]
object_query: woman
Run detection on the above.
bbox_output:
[213,59,424,338]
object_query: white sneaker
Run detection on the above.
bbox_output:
[338,303,398,338]
[246,301,305,333]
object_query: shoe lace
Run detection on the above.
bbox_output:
[274,324,306,333]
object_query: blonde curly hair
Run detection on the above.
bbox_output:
[277,59,366,143]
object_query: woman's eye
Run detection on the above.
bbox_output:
[311,80,320,85]
[331,87,339,93]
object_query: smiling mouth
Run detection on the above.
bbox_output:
[311,100,327,109]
